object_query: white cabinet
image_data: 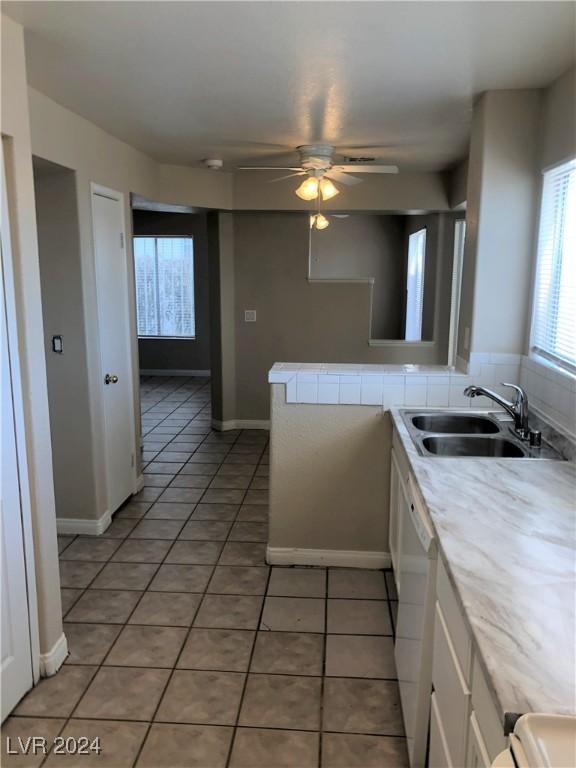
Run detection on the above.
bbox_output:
[389,444,411,594]
[466,713,492,768]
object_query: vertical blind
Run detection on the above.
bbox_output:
[134,236,195,337]
[532,159,576,371]
[405,228,427,341]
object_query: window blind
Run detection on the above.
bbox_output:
[532,159,576,372]
[134,236,195,338]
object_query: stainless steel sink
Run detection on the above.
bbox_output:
[401,410,561,459]
[421,435,526,458]
[411,413,499,435]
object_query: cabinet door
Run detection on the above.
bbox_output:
[466,713,491,768]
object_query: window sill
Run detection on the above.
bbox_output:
[527,351,576,386]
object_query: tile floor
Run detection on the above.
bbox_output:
[3,375,406,767]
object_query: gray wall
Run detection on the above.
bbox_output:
[232,212,455,420]
[310,215,405,339]
[540,67,575,170]
[33,157,98,521]
[132,210,211,373]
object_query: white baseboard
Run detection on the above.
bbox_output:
[56,509,111,536]
[212,418,270,432]
[39,632,68,677]
[266,545,391,569]
[140,369,211,377]
[134,473,145,493]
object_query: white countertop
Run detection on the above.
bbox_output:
[390,408,576,721]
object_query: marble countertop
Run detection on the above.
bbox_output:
[390,408,576,721]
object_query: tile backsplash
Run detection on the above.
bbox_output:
[269,354,522,411]
[520,355,576,438]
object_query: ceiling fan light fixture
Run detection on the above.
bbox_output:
[319,178,339,200]
[311,213,330,230]
[295,176,319,200]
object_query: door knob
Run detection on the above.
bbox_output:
[104,374,119,385]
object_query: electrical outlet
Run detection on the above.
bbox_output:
[244,310,257,322]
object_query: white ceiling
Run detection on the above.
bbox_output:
[4,1,575,171]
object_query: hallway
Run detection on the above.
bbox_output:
[2,376,406,768]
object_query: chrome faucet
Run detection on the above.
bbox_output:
[464,383,530,439]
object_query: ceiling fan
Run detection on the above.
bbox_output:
[237,144,399,201]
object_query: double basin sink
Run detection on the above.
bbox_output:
[403,411,559,459]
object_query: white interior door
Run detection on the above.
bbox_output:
[405,228,427,341]
[91,186,136,514]
[1,244,33,721]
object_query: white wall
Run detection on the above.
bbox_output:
[1,15,63,670]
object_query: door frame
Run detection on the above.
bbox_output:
[1,138,40,684]
[90,183,139,511]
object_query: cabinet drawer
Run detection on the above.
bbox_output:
[471,657,507,761]
[466,712,492,768]
[429,692,453,768]
[436,558,472,684]
[432,602,471,766]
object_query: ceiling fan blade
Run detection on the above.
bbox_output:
[237,166,302,171]
[332,164,399,174]
[325,169,362,186]
[268,172,306,183]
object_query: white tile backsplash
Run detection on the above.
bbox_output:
[270,355,526,412]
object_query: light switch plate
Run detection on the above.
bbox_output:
[244,310,257,322]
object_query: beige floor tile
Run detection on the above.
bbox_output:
[155,670,245,725]
[144,502,195,520]
[57,536,75,554]
[90,563,158,591]
[129,591,201,626]
[1,717,65,767]
[149,564,213,592]
[191,503,239,521]
[60,538,121,562]
[156,487,203,504]
[328,569,387,600]
[209,475,251,490]
[15,666,96,718]
[228,522,268,542]
[248,477,269,491]
[100,519,139,539]
[178,520,232,541]
[219,542,266,566]
[61,589,84,616]
[325,635,396,679]
[208,566,269,595]
[58,561,104,589]
[129,519,185,540]
[321,733,409,767]
[239,674,322,730]
[146,462,185,475]
[229,728,319,768]
[194,594,263,629]
[44,720,148,767]
[110,539,172,563]
[65,590,142,624]
[137,723,233,768]
[178,628,255,672]
[142,474,172,487]
[268,567,326,598]
[327,600,392,635]
[116,502,152,520]
[131,488,163,503]
[243,490,268,505]
[237,505,268,523]
[216,464,254,477]
[261,597,325,633]
[179,462,220,475]
[165,540,223,565]
[64,623,121,665]
[251,631,324,676]
[201,489,246,505]
[322,678,404,735]
[385,571,398,600]
[104,625,187,667]
[169,475,211,489]
[75,667,170,721]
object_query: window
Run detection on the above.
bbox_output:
[405,228,427,341]
[134,236,195,338]
[531,159,576,372]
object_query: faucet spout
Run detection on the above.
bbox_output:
[463,383,530,438]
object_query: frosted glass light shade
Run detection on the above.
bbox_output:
[295,177,320,200]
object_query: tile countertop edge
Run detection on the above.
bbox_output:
[389,407,576,724]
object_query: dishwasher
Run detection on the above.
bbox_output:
[394,475,438,768]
